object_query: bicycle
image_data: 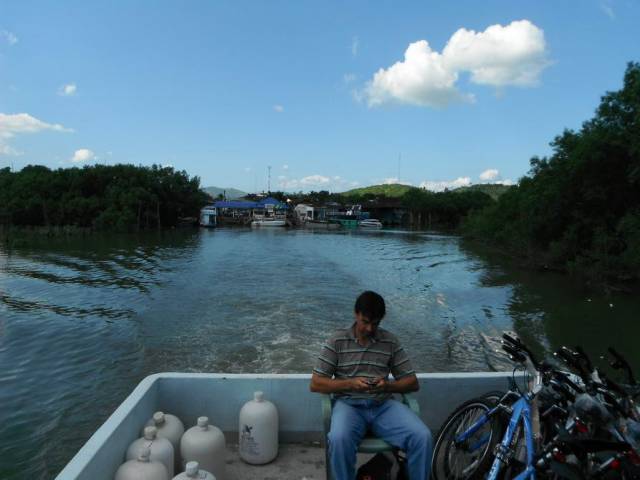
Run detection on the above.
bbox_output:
[432,333,545,479]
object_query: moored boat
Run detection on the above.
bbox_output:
[199,207,217,227]
[358,219,383,228]
[250,218,286,227]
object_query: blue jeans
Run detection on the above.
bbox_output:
[327,398,433,480]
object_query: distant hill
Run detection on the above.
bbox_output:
[455,183,513,200]
[202,186,247,200]
[341,183,419,198]
[340,182,513,200]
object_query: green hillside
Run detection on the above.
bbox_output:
[341,183,418,198]
[341,182,512,200]
[202,186,247,199]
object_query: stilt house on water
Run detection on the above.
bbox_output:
[209,197,288,226]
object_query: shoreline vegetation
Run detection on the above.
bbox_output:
[0,164,209,234]
[1,63,638,290]
[462,62,640,291]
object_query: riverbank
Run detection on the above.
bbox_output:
[460,235,640,296]
[0,225,94,246]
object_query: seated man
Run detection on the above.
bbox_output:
[310,291,433,480]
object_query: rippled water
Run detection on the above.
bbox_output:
[0,228,638,478]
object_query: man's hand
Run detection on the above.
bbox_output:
[350,377,373,392]
[368,377,388,393]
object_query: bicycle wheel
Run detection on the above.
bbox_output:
[431,397,504,480]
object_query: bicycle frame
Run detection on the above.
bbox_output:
[454,393,537,480]
[488,395,536,479]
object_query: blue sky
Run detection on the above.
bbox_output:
[1,1,639,192]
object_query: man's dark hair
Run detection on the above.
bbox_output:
[354,291,386,321]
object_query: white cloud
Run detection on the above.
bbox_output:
[351,36,359,57]
[350,181,360,187]
[362,20,550,108]
[478,168,514,185]
[443,20,549,87]
[479,169,499,181]
[71,148,95,163]
[382,177,413,186]
[273,105,284,113]
[58,83,77,96]
[282,164,289,170]
[244,167,252,173]
[419,176,471,192]
[1,30,18,45]
[363,40,470,108]
[0,112,73,155]
[277,174,358,191]
[301,175,331,187]
[495,179,515,186]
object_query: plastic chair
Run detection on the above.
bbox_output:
[321,394,420,480]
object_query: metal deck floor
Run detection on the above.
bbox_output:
[225,443,326,479]
[225,443,378,480]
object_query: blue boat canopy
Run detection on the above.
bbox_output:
[213,197,287,209]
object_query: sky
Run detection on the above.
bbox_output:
[1,1,639,193]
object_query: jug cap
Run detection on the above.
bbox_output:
[143,426,157,440]
[153,412,165,425]
[185,461,199,477]
[197,416,209,429]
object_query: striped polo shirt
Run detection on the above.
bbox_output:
[313,323,416,400]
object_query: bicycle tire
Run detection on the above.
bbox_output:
[482,390,507,405]
[431,396,504,480]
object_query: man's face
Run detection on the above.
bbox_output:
[354,312,381,340]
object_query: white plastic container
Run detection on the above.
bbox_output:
[145,411,185,466]
[238,391,279,464]
[172,461,216,480]
[126,426,174,477]
[115,446,169,480]
[180,416,226,480]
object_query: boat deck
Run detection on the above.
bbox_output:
[55,373,515,479]
[226,443,325,479]
[226,443,374,480]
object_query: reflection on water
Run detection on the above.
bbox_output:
[0,228,638,479]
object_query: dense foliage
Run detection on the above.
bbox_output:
[464,62,640,283]
[455,184,513,201]
[0,164,209,231]
[402,188,494,228]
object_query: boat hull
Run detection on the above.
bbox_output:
[251,220,286,227]
[55,372,515,480]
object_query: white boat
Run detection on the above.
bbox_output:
[199,207,217,227]
[55,372,513,480]
[359,219,383,228]
[251,218,286,227]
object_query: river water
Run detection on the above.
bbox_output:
[0,228,638,478]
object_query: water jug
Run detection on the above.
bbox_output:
[238,391,278,464]
[180,416,226,480]
[146,411,185,466]
[126,426,174,477]
[172,461,216,480]
[115,446,169,480]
